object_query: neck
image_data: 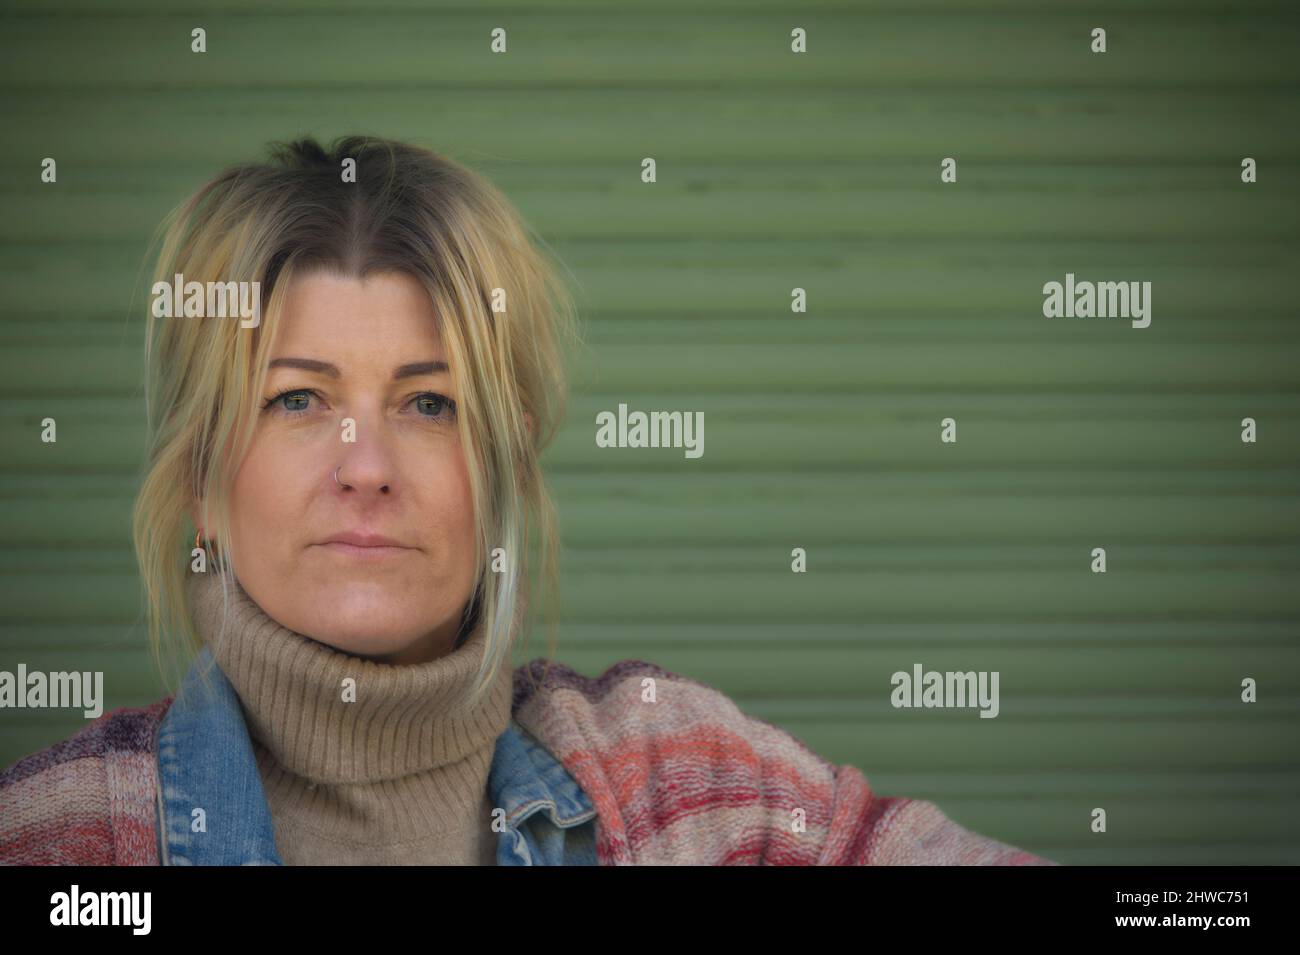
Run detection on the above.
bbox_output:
[186,570,514,784]
[183,570,519,863]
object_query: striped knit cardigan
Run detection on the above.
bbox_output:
[0,658,1055,865]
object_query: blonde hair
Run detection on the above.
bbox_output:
[132,135,583,705]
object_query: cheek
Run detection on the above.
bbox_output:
[451,453,478,536]
[430,450,478,556]
[229,441,296,538]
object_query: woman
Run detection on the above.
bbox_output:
[0,136,1053,866]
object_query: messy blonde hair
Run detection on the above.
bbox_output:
[132,135,582,704]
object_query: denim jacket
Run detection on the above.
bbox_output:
[153,646,599,865]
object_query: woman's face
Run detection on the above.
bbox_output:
[216,268,479,665]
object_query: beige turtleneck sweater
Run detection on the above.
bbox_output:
[186,571,516,865]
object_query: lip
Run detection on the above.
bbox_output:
[324,531,408,548]
[316,532,415,560]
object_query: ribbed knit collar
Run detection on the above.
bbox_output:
[185,570,514,786]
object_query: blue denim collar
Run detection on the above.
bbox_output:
[155,645,595,865]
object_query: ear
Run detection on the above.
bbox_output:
[187,494,207,539]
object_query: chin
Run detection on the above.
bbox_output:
[310,628,412,659]
[305,584,450,653]
[300,600,413,649]
[249,570,459,659]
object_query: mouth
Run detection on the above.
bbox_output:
[317,541,413,560]
[315,533,416,560]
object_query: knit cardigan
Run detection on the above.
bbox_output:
[0,657,1055,865]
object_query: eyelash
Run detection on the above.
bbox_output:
[260,388,457,422]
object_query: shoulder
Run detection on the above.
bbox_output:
[509,658,859,863]
[510,659,1056,866]
[0,698,172,865]
[512,657,750,727]
[512,658,798,779]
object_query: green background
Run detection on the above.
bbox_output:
[2,0,1299,864]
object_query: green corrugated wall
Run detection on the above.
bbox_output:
[2,0,1298,864]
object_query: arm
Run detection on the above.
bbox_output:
[818,761,1057,865]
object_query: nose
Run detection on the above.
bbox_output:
[332,423,395,495]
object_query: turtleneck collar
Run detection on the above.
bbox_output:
[185,570,515,786]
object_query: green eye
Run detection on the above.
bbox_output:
[262,389,315,413]
[414,394,457,419]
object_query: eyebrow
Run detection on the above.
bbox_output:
[267,357,449,380]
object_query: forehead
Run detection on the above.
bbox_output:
[272,268,444,357]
